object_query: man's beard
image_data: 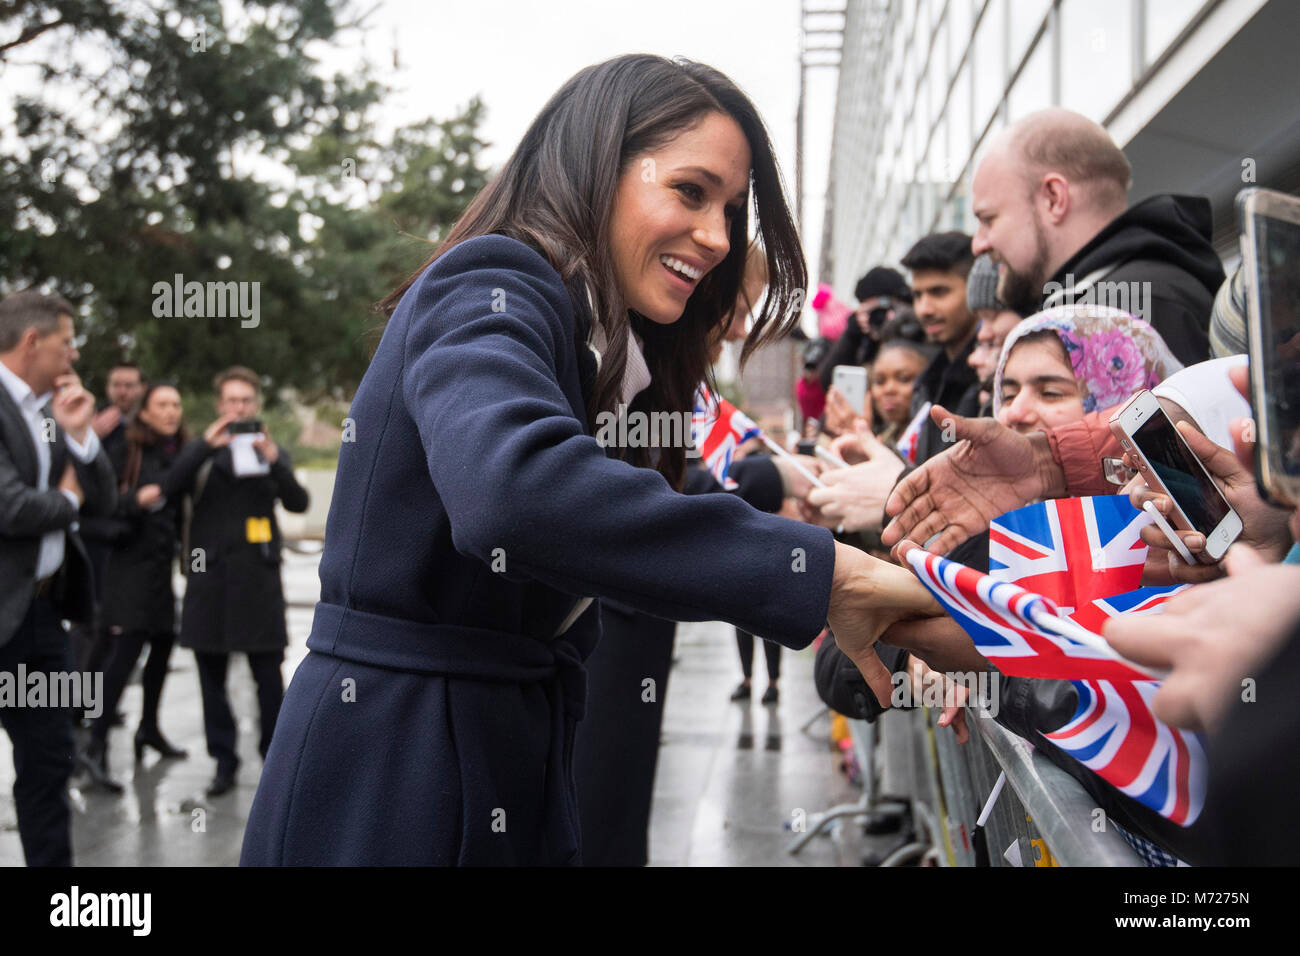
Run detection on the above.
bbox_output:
[997,219,1052,316]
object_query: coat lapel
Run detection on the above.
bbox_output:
[0,384,39,485]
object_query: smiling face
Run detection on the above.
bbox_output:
[609,111,751,325]
[138,385,183,437]
[910,269,976,353]
[996,334,1086,434]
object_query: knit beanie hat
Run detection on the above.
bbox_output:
[966,254,1002,313]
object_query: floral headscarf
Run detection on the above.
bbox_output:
[992,305,1183,417]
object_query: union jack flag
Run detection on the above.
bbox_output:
[895,401,930,464]
[989,495,1151,613]
[906,496,1206,825]
[905,546,1151,684]
[691,384,762,489]
[1046,678,1207,826]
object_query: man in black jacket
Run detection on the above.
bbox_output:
[166,366,309,798]
[900,232,981,466]
[74,361,146,679]
[971,107,1222,366]
[0,290,118,865]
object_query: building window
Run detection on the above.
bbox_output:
[1145,0,1206,66]
[972,0,1006,137]
[1060,0,1134,121]
[1007,28,1053,119]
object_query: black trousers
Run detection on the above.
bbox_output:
[0,594,75,866]
[573,607,676,867]
[193,650,283,775]
[735,628,781,682]
[90,629,175,745]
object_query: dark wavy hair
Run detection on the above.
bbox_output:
[380,54,807,489]
[120,382,188,494]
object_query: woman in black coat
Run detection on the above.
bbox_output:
[85,384,189,781]
[240,54,943,866]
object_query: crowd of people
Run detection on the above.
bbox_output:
[0,294,308,866]
[712,106,1293,866]
[1,47,1295,868]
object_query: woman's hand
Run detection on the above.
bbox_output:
[1126,419,1292,584]
[822,385,864,439]
[827,541,944,707]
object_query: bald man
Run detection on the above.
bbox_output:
[972,108,1222,365]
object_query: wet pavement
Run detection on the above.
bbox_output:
[0,550,862,866]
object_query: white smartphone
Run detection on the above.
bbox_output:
[1109,390,1243,563]
[1237,186,1300,507]
[831,365,868,416]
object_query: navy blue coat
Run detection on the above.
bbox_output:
[240,234,835,865]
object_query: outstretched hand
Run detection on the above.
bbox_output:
[1105,545,1300,732]
[882,405,1060,556]
[826,541,944,708]
[805,423,905,533]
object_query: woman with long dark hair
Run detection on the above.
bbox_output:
[84,383,189,787]
[240,54,942,866]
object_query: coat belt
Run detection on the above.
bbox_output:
[306,600,587,864]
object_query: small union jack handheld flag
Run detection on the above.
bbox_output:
[691,384,762,489]
[903,496,1206,825]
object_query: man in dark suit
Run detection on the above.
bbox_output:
[164,366,309,798]
[73,361,146,682]
[0,289,117,866]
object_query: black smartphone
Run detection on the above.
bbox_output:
[227,419,264,435]
[1238,187,1300,507]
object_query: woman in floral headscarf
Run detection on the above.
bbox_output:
[994,304,1182,435]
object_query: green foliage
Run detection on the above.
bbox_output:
[0,1,490,401]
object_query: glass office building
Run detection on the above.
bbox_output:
[822,0,1300,293]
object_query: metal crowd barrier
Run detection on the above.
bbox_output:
[792,706,1145,866]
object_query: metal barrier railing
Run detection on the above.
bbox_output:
[792,706,1145,866]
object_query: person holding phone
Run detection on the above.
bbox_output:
[164,366,309,797]
[238,54,944,866]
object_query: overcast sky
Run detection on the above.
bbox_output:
[2,0,839,312]
[314,0,837,288]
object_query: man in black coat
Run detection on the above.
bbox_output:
[971,107,1222,366]
[164,366,309,797]
[900,232,982,466]
[73,361,145,679]
[0,290,118,865]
